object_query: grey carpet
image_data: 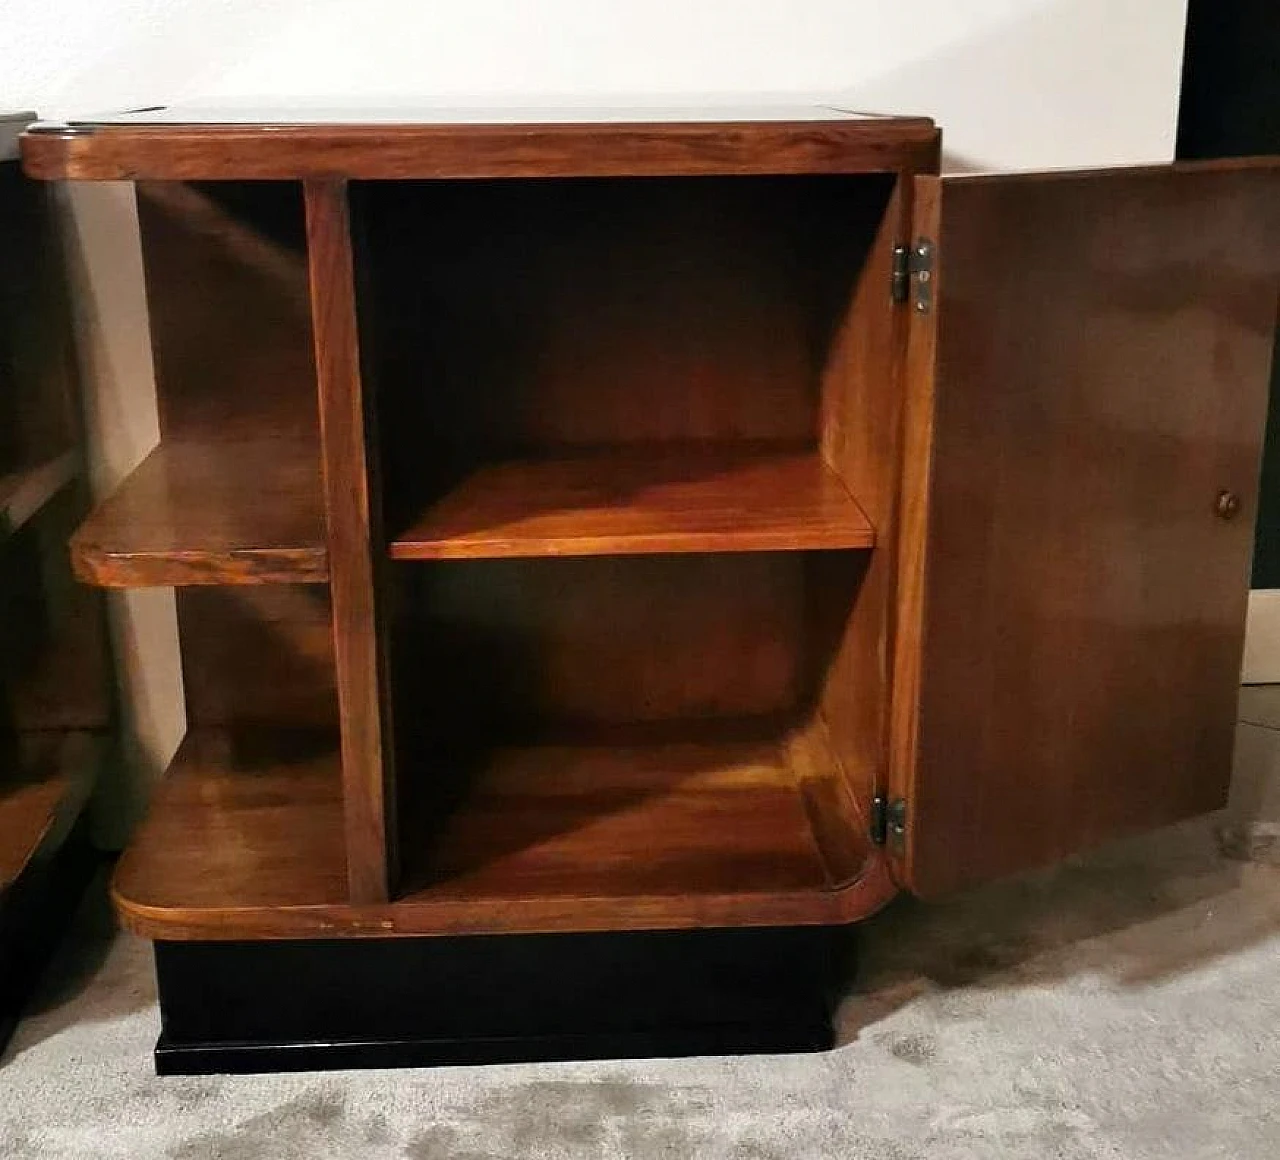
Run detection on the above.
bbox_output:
[2,818,1279,1159]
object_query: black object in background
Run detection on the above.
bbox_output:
[1178,1,1280,586]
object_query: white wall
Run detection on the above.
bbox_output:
[0,0,1191,838]
[6,0,1188,170]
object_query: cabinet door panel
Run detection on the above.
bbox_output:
[895,163,1280,897]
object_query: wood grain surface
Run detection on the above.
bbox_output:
[359,174,889,529]
[0,733,98,892]
[894,163,1280,897]
[176,587,339,730]
[305,179,395,904]
[360,163,904,922]
[389,448,874,560]
[4,501,112,733]
[70,441,327,586]
[23,117,940,182]
[813,175,915,838]
[131,177,338,781]
[110,725,897,940]
[390,553,806,730]
[111,728,348,915]
[137,181,317,444]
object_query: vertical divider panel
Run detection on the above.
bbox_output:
[811,177,912,853]
[304,179,396,904]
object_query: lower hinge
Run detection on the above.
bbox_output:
[870,795,908,849]
[890,238,935,313]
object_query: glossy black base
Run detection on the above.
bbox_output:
[0,815,98,1055]
[152,924,848,1075]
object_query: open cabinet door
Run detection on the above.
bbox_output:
[894,162,1280,898]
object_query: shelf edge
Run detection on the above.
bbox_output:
[69,542,330,588]
[388,528,876,561]
[112,850,898,942]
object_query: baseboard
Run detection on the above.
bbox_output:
[1242,589,1280,684]
[152,924,847,1075]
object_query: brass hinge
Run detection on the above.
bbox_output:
[870,794,908,849]
[890,238,934,313]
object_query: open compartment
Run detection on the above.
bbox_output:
[354,169,904,930]
[82,182,348,929]
[70,181,326,588]
[384,549,876,926]
[354,174,894,559]
[111,584,348,928]
[102,156,911,937]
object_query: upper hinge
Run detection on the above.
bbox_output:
[870,794,908,849]
[890,238,935,313]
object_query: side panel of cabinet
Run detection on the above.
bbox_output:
[894,163,1280,897]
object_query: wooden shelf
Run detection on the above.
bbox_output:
[71,440,328,587]
[112,729,347,919]
[0,451,76,540]
[0,732,98,893]
[390,449,874,560]
[404,734,832,901]
[112,726,894,940]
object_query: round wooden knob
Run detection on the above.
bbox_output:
[1215,490,1242,520]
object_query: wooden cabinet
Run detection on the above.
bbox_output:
[21,109,1280,1072]
[1,113,110,1052]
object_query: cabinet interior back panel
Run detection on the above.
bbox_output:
[137,180,318,443]
[355,176,893,519]
[390,553,826,737]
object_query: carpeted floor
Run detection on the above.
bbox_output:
[2,813,1279,1160]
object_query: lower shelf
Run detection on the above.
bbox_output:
[1,811,100,1055]
[1,733,102,1054]
[114,727,896,940]
[152,924,843,1074]
[1,732,98,894]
